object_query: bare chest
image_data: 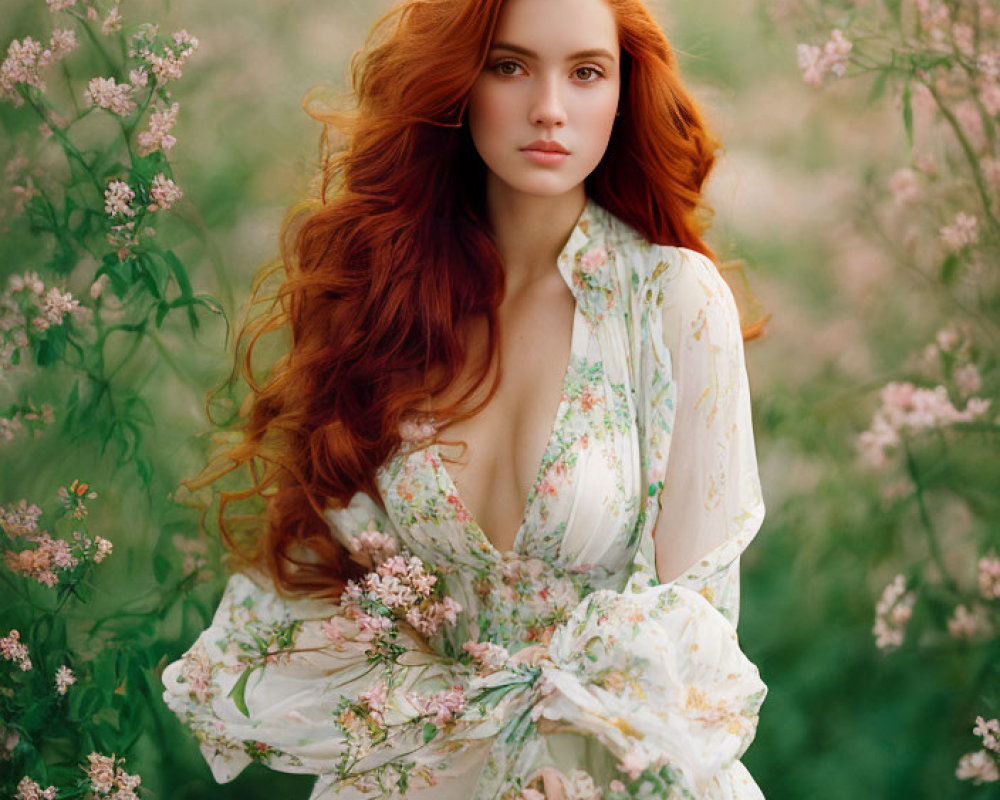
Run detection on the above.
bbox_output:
[431,276,576,553]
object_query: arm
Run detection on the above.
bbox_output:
[652,247,766,627]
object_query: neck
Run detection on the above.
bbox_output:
[484,177,586,294]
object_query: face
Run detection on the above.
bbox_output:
[467,0,621,200]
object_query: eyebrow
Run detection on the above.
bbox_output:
[489,42,617,62]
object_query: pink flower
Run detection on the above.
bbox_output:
[46,0,77,10]
[0,38,46,105]
[953,363,982,396]
[797,29,852,86]
[320,616,345,645]
[956,750,999,783]
[1,630,32,671]
[359,679,388,721]
[940,212,978,251]
[104,180,136,218]
[87,753,116,794]
[15,777,57,800]
[618,749,650,780]
[463,639,510,672]
[609,779,626,792]
[137,102,179,156]
[0,499,42,538]
[84,76,135,116]
[872,575,916,650]
[946,604,988,640]
[54,664,76,695]
[101,6,123,35]
[974,716,1000,753]
[888,168,920,205]
[92,536,112,563]
[41,287,78,325]
[979,554,1000,600]
[579,247,607,274]
[148,173,183,211]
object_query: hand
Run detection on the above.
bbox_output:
[540,766,567,800]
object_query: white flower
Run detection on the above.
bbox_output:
[956,750,999,783]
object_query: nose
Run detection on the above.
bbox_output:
[529,75,567,128]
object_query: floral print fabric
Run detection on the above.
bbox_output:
[161,198,768,800]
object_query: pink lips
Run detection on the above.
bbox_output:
[521,139,570,165]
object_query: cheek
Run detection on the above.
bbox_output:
[468,81,513,150]
[577,87,620,150]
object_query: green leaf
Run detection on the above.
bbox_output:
[153,552,172,585]
[228,665,261,717]
[902,81,913,148]
[940,253,960,285]
[422,722,437,743]
[867,68,890,104]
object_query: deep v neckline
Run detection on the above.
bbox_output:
[432,299,582,557]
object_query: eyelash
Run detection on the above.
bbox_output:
[490,59,605,82]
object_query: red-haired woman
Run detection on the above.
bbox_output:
[162,0,768,798]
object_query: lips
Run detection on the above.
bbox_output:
[522,140,570,154]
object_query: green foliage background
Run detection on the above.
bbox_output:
[1,0,998,798]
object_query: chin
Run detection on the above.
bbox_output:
[499,171,587,199]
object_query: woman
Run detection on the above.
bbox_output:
[162,0,768,798]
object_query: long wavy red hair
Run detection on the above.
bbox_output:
[200,0,725,599]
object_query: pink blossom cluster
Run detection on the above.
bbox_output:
[1,629,31,671]
[404,684,466,726]
[0,498,42,537]
[398,415,438,444]
[172,533,211,578]
[0,30,78,106]
[974,716,1000,753]
[128,25,199,86]
[137,101,179,156]
[956,750,999,784]
[101,3,122,35]
[84,76,136,116]
[14,777,56,800]
[946,603,992,640]
[858,381,992,468]
[0,401,55,443]
[5,531,78,587]
[979,554,1000,600]
[872,574,916,650]
[940,212,979,251]
[55,664,76,695]
[617,748,653,780]
[104,180,136,218]
[1,272,82,370]
[358,679,389,723]
[347,520,399,567]
[462,639,511,673]
[86,753,141,799]
[148,173,183,211]
[797,29,852,86]
[342,551,461,648]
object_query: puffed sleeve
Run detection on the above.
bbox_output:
[649,246,766,626]
[160,495,499,799]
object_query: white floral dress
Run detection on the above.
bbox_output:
[161,198,768,800]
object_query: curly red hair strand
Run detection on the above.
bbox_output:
[193,0,725,600]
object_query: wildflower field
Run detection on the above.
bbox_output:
[0,0,997,798]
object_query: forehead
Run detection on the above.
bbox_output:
[491,0,619,55]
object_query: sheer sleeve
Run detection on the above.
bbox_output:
[524,244,768,800]
[650,246,766,627]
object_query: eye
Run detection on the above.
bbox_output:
[574,66,604,82]
[492,59,524,77]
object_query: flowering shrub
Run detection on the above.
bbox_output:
[0,0,220,478]
[780,0,1000,788]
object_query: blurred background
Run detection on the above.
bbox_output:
[1,0,998,798]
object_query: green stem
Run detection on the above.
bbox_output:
[22,94,104,198]
[901,439,959,594]
[920,78,1000,237]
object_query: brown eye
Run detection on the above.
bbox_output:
[495,60,521,76]
[575,66,602,81]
